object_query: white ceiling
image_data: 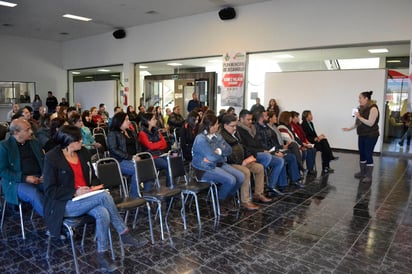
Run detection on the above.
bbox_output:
[0,0,268,42]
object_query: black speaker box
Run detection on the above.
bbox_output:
[113,29,126,39]
[219,7,236,20]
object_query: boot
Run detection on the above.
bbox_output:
[97,252,117,272]
[361,165,373,183]
[354,162,366,179]
[120,232,148,248]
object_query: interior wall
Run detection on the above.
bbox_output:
[265,69,386,152]
[74,81,117,116]
[62,0,412,69]
[0,35,66,101]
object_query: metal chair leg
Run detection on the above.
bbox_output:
[193,193,202,229]
[64,223,80,274]
[146,202,154,245]
[180,192,187,230]
[18,202,26,240]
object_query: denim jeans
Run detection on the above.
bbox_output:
[200,163,244,200]
[302,147,316,171]
[283,153,301,182]
[119,159,139,197]
[256,152,287,188]
[358,136,378,165]
[64,191,127,253]
[17,182,44,217]
[154,156,170,187]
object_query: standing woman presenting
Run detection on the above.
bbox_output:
[343,91,379,183]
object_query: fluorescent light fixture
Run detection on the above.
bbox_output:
[140,71,152,76]
[167,63,182,66]
[274,54,294,59]
[386,60,401,63]
[139,65,148,69]
[368,48,388,54]
[110,74,119,77]
[71,71,81,75]
[338,57,379,69]
[85,76,93,79]
[97,69,110,72]
[0,1,17,7]
[63,14,92,22]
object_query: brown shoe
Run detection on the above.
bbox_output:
[241,201,260,210]
[253,194,272,203]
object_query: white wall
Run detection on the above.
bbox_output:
[62,0,412,69]
[74,81,117,116]
[265,70,386,152]
[0,35,65,99]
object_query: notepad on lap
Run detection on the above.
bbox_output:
[72,189,106,202]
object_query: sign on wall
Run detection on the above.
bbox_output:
[220,52,246,108]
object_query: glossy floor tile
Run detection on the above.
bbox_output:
[1,152,411,273]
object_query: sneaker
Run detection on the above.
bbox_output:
[96,252,118,272]
[120,233,148,248]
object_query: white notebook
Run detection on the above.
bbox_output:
[72,189,107,202]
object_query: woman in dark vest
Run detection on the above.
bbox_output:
[343,91,379,183]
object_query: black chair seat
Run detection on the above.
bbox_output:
[178,182,210,193]
[116,197,146,210]
[143,186,181,201]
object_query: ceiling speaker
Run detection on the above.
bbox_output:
[219,7,236,20]
[113,29,126,39]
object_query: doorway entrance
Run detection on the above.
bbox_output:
[143,72,216,117]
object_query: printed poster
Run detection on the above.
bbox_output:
[221,52,246,107]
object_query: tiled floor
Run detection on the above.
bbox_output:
[1,151,412,273]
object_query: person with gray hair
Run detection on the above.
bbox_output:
[0,117,45,216]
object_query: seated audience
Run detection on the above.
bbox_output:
[255,111,302,187]
[290,111,317,176]
[178,111,200,161]
[301,110,337,174]
[236,109,288,196]
[220,114,271,209]
[43,125,147,272]
[69,113,102,155]
[138,112,170,190]
[191,114,244,213]
[107,112,140,197]
[0,117,45,217]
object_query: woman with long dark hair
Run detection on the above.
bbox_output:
[343,91,379,183]
[43,125,147,272]
[107,112,140,196]
[138,112,170,189]
[191,114,244,212]
[178,111,200,161]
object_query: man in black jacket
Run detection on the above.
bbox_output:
[220,114,271,208]
[254,111,303,188]
[236,109,288,195]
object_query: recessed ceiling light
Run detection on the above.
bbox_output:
[338,57,380,69]
[139,65,148,69]
[386,60,401,63]
[368,48,388,53]
[63,14,92,22]
[85,76,93,79]
[97,69,111,72]
[71,71,81,75]
[167,63,182,66]
[0,1,17,7]
[110,74,119,77]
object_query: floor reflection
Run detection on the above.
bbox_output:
[1,152,411,273]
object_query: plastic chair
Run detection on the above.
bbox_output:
[46,215,114,274]
[134,152,186,240]
[95,157,154,246]
[166,150,212,229]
